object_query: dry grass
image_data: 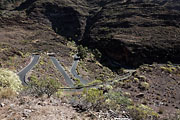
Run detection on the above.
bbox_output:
[0,88,16,99]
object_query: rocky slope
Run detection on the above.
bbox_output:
[83,0,180,66]
[1,0,180,67]
[0,95,88,120]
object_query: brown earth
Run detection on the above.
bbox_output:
[28,54,66,86]
[83,0,180,67]
[0,95,88,120]
[1,0,180,67]
[116,64,180,119]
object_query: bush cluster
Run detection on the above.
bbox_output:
[27,76,61,97]
[77,45,88,59]
[83,88,104,104]
[0,69,22,92]
[127,104,159,120]
[74,78,84,88]
[0,69,22,98]
[92,49,102,60]
[81,88,133,111]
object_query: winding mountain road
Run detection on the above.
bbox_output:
[71,54,88,85]
[17,53,134,90]
[50,54,135,90]
[50,56,74,87]
[58,70,135,90]
[17,55,40,85]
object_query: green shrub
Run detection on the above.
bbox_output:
[55,89,63,98]
[139,75,146,81]
[87,79,102,86]
[83,88,104,104]
[93,49,102,60]
[74,78,84,87]
[28,76,61,97]
[0,87,16,99]
[39,60,45,65]
[77,45,88,59]
[133,77,139,83]
[105,85,113,91]
[160,66,176,73]
[123,92,131,97]
[81,89,133,111]
[0,69,22,93]
[127,104,159,120]
[105,91,133,107]
[140,82,150,90]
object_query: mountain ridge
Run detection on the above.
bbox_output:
[0,0,180,66]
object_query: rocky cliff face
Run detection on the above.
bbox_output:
[1,0,180,67]
[83,0,180,66]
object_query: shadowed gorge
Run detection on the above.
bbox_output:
[3,0,179,67]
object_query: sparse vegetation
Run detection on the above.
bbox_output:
[92,49,102,60]
[0,69,23,92]
[87,79,102,86]
[55,89,63,98]
[0,69,22,99]
[160,66,177,73]
[74,78,84,87]
[0,87,16,99]
[140,82,150,90]
[127,104,159,120]
[133,77,139,83]
[105,90,133,107]
[83,88,104,104]
[27,76,62,97]
[77,45,88,59]
[138,75,146,81]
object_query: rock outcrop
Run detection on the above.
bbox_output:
[83,0,180,66]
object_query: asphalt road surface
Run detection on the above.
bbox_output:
[17,55,40,85]
[71,55,88,85]
[50,57,74,87]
